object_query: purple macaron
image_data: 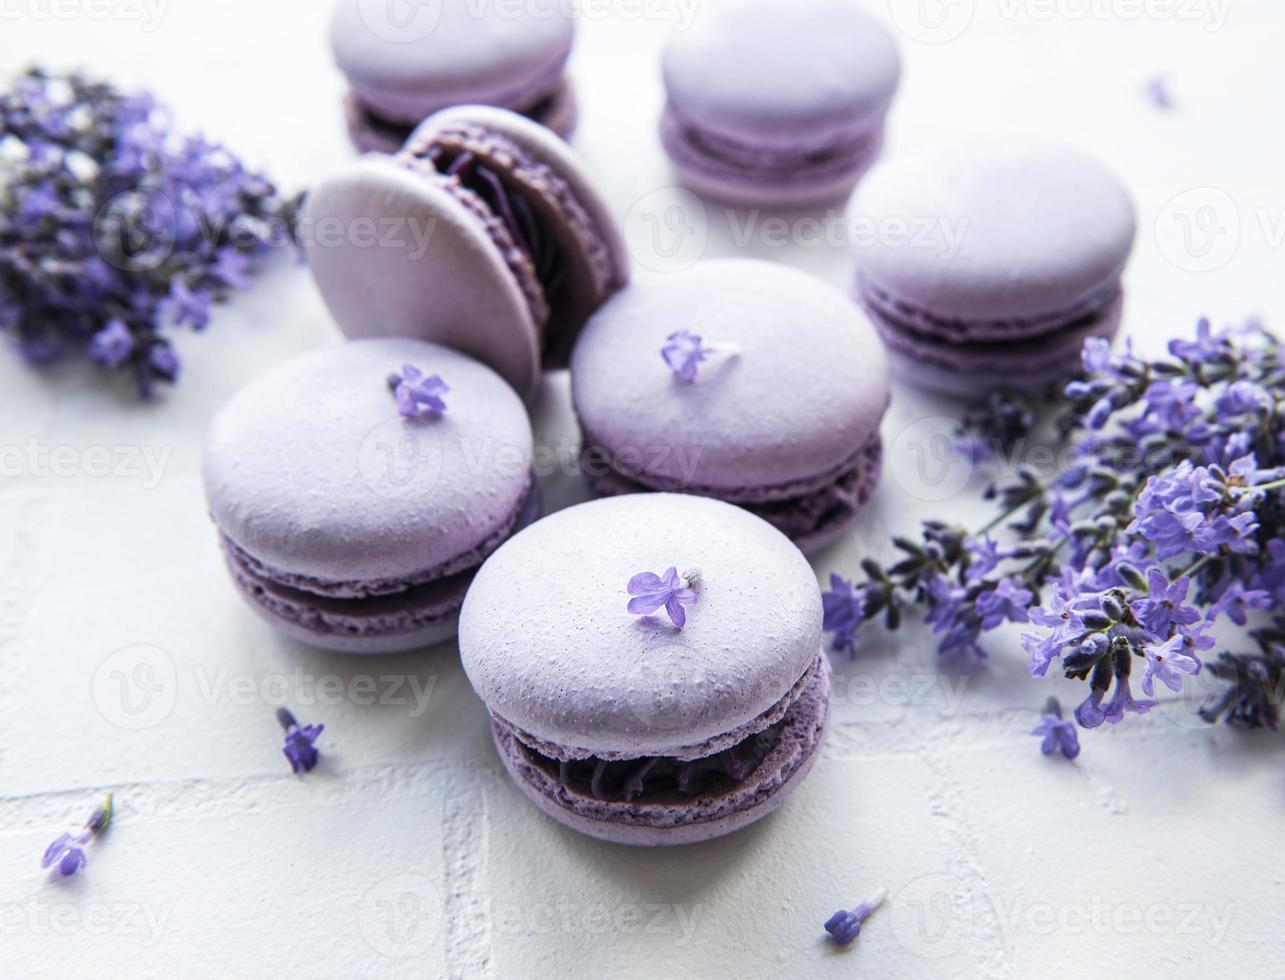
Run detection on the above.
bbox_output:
[203,338,537,653]
[302,106,630,398]
[848,134,1137,397]
[459,493,830,846]
[570,259,890,554]
[661,0,901,206]
[330,0,577,153]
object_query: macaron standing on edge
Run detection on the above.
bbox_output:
[331,0,578,153]
[203,338,538,654]
[302,106,631,399]
[660,0,901,206]
[571,259,890,554]
[459,494,831,846]
[848,134,1138,397]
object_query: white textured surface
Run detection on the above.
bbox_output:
[2,2,1283,978]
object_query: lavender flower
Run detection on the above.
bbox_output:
[1100,672,1157,724]
[1141,634,1203,696]
[824,887,886,946]
[42,794,113,877]
[87,318,135,367]
[0,68,298,398]
[1031,698,1080,759]
[821,574,866,656]
[819,320,1285,734]
[661,330,739,382]
[277,707,324,774]
[1130,569,1200,637]
[975,577,1033,630]
[391,365,449,418]
[1209,583,1272,627]
[627,567,698,628]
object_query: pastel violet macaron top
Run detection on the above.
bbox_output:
[571,260,890,553]
[301,106,630,398]
[459,493,830,844]
[661,0,901,204]
[203,338,535,653]
[330,0,577,150]
[848,134,1137,394]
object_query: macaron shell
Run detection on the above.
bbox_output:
[203,338,533,585]
[458,494,824,757]
[330,0,574,123]
[301,154,542,395]
[413,105,631,289]
[492,654,830,846]
[849,134,1137,324]
[571,260,889,491]
[663,0,901,147]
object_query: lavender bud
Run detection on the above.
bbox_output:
[1082,611,1112,631]
[1116,561,1148,591]
[1099,595,1126,622]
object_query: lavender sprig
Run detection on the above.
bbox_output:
[823,320,1285,732]
[0,68,299,397]
[42,794,113,877]
[277,707,324,774]
[824,886,887,947]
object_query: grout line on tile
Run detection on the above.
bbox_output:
[442,775,497,980]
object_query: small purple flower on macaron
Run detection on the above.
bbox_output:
[390,364,449,418]
[1031,697,1080,760]
[277,707,324,774]
[661,330,740,383]
[42,794,113,878]
[824,886,887,947]
[627,566,698,628]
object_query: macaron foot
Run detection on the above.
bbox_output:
[492,652,831,846]
[581,435,883,555]
[660,106,884,207]
[862,290,1126,399]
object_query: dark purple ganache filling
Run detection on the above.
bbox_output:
[399,124,619,368]
[518,720,784,803]
[582,436,883,544]
[422,142,567,318]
